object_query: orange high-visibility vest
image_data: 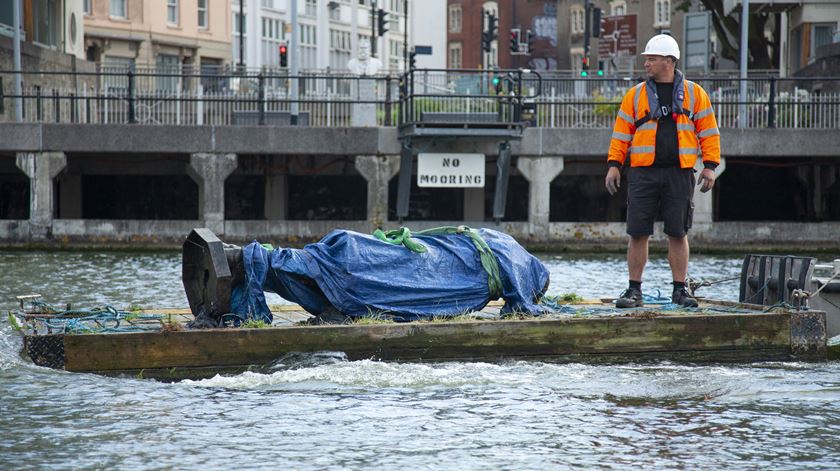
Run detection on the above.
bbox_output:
[608,74,721,168]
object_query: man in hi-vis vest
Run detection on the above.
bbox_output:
[604,34,721,308]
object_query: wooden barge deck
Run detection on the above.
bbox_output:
[15,300,831,381]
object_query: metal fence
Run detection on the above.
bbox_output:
[1,68,838,129]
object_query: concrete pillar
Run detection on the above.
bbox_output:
[16,152,67,239]
[264,174,287,220]
[517,156,565,236]
[464,188,485,221]
[355,155,400,228]
[693,157,726,227]
[187,153,238,235]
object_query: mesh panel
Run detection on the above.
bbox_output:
[24,334,65,370]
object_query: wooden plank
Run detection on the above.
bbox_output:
[64,313,792,372]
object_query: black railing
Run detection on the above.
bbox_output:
[1,68,838,129]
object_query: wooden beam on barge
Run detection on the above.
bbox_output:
[49,311,826,380]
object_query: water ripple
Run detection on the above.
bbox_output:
[2,250,840,470]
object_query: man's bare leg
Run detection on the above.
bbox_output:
[628,235,650,282]
[667,235,689,282]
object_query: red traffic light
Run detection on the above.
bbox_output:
[279,44,288,67]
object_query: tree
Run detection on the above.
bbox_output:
[677,0,780,69]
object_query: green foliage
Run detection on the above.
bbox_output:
[353,309,395,325]
[242,319,270,328]
[7,312,22,331]
[592,94,621,118]
[560,293,585,303]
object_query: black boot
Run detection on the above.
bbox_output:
[672,287,699,308]
[616,288,643,308]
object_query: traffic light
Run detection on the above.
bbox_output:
[510,28,521,53]
[409,51,417,69]
[592,7,602,38]
[487,13,498,39]
[580,57,589,77]
[482,13,497,53]
[492,75,502,93]
[597,61,604,76]
[526,29,534,54]
[377,8,388,37]
[279,43,288,67]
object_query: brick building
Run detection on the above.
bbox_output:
[446,0,560,70]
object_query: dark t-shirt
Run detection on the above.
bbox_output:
[653,82,679,167]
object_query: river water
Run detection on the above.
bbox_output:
[1,250,839,470]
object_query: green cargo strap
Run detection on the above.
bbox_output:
[373,225,503,299]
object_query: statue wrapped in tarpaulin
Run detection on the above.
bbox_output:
[182,226,550,327]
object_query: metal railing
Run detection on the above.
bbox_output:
[1,68,838,129]
[0,69,399,127]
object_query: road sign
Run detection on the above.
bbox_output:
[597,14,638,58]
[417,153,485,188]
[684,12,712,73]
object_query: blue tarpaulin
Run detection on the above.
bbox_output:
[229,227,550,323]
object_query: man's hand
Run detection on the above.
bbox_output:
[698,168,716,193]
[605,167,621,195]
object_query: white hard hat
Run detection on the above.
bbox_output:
[641,34,680,60]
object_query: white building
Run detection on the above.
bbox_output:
[231,0,445,73]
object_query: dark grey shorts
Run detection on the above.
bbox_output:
[626,166,695,237]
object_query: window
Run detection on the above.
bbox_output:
[654,0,670,27]
[570,7,584,34]
[813,23,834,59]
[157,54,180,92]
[167,0,179,25]
[263,19,285,67]
[233,12,245,34]
[32,0,61,47]
[329,7,341,22]
[304,0,317,16]
[448,42,462,69]
[330,29,351,51]
[611,1,626,16]
[83,0,91,15]
[197,0,207,28]
[110,0,126,18]
[102,56,135,91]
[300,24,317,45]
[390,0,401,14]
[448,5,462,33]
[389,39,402,58]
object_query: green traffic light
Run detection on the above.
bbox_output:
[580,71,588,77]
[492,76,501,85]
[597,70,604,76]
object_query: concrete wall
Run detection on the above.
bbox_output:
[0,124,836,158]
[0,35,98,122]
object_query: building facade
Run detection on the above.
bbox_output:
[0,0,86,60]
[83,0,232,72]
[231,0,445,73]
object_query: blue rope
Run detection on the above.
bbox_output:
[25,301,164,334]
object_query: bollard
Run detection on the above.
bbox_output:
[127,68,136,124]
[768,76,776,129]
[258,73,266,125]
